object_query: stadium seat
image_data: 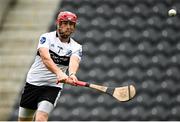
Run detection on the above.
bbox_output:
[49,106,70,120]
[78,5,95,19]
[76,17,91,31]
[95,4,113,19]
[128,16,146,30]
[91,17,108,30]
[110,16,128,30]
[155,92,171,107]
[128,106,147,120]
[169,106,180,120]
[114,3,132,18]
[153,3,168,17]
[133,3,150,18]
[148,106,170,120]
[110,106,129,120]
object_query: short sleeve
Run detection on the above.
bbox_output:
[72,45,83,61]
[37,33,50,49]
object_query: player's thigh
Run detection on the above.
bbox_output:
[18,107,36,121]
[35,86,61,120]
[35,100,54,121]
[19,82,42,110]
[39,85,62,107]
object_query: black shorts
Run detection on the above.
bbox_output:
[20,82,61,110]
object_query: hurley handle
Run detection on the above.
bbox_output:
[75,81,89,87]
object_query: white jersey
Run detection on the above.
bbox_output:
[26,31,82,88]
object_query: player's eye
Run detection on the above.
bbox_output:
[63,21,75,25]
[61,21,68,25]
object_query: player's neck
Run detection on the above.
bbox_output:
[59,37,70,43]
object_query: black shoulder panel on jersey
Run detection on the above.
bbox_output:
[37,50,70,66]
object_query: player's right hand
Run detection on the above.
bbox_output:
[56,72,68,84]
[56,73,77,86]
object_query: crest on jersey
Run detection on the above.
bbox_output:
[66,50,72,56]
[40,37,46,44]
[78,50,82,57]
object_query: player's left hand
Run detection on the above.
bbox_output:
[69,74,78,85]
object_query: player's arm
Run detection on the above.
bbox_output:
[68,55,80,76]
[38,47,68,82]
[68,47,82,82]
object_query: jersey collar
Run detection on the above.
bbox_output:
[56,31,71,43]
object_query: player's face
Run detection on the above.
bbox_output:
[58,21,76,39]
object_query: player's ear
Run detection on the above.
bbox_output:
[57,24,60,29]
[73,23,76,30]
[56,21,62,29]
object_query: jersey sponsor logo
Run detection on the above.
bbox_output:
[40,37,46,44]
[37,50,70,66]
[49,50,70,66]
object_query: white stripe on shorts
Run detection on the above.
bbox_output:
[54,90,61,106]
